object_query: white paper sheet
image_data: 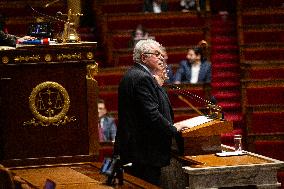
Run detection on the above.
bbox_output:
[174,115,213,129]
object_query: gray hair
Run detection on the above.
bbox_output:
[133,39,162,64]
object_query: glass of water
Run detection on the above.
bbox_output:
[234,134,242,152]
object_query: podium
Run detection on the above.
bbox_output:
[161,117,283,189]
[177,116,233,155]
[0,42,99,166]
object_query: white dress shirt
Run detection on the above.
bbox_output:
[153,2,162,13]
[190,63,201,83]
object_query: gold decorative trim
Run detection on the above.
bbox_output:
[86,62,98,80]
[86,52,94,60]
[2,56,9,64]
[57,53,81,61]
[14,55,40,62]
[44,54,52,62]
[23,81,76,127]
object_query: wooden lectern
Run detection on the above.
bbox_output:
[177,117,233,155]
[0,42,99,166]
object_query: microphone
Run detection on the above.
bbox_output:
[45,0,60,8]
[123,163,132,167]
[210,96,217,105]
[56,11,63,16]
[169,85,223,119]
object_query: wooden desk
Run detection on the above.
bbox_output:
[161,147,284,189]
[10,162,160,189]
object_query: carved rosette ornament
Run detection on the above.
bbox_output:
[44,54,52,62]
[86,52,94,60]
[23,81,76,127]
[2,56,9,64]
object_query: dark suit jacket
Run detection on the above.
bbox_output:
[115,63,177,167]
[174,60,211,83]
[143,0,168,12]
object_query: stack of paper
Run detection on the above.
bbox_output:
[174,115,213,129]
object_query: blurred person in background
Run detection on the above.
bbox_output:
[174,46,211,84]
[129,24,151,48]
[98,99,117,142]
[143,0,168,13]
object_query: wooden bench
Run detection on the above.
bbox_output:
[241,79,284,161]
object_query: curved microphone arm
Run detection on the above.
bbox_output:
[28,5,67,23]
[178,95,204,116]
[45,0,60,8]
[169,84,223,119]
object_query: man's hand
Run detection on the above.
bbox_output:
[174,122,190,132]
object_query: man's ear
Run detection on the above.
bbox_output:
[141,53,147,63]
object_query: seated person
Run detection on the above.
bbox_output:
[180,0,196,11]
[129,24,149,48]
[129,24,155,48]
[198,39,209,61]
[0,164,15,189]
[0,30,38,47]
[161,46,175,84]
[0,30,17,47]
[180,0,206,12]
[0,164,32,189]
[98,99,117,142]
[0,18,36,47]
[143,0,168,13]
[173,47,211,84]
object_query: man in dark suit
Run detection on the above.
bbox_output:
[174,47,211,84]
[114,39,188,186]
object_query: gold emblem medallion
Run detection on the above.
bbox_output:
[86,52,94,60]
[25,81,74,126]
[44,54,52,62]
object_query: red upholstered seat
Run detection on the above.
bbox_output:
[241,0,284,8]
[249,112,284,134]
[243,48,284,61]
[95,74,123,86]
[111,31,204,49]
[254,140,284,161]
[243,31,284,44]
[98,1,180,14]
[168,88,206,109]
[99,92,118,111]
[246,87,284,105]
[98,146,114,162]
[107,14,205,31]
[221,129,243,147]
[100,3,142,14]
[242,14,284,25]
[246,68,284,79]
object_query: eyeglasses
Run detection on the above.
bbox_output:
[144,51,164,59]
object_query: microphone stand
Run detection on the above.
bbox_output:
[45,0,60,8]
[169,84,223,120]
[177,95,204,116]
